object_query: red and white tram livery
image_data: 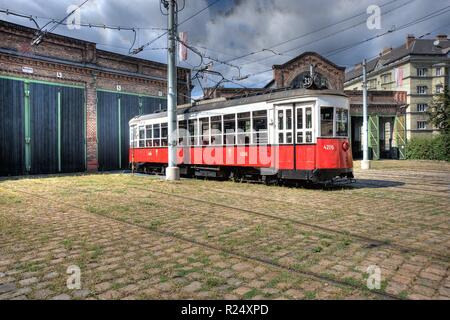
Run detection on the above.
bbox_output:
[129,88,353,182]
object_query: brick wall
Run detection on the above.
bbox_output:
[0,20,191,172]
[273,52,345,90]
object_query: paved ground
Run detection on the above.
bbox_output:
[0,160,449,300]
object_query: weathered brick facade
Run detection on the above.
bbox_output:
[0,21,191,171]
[272,52,345,90]
[204,52,346,100]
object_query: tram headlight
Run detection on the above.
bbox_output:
[342,141,350,151]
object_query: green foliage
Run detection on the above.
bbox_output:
[427,88,450,134]
[406,134,450,161]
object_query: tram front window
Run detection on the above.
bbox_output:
[336,108,349,137]
[320,107,334,137]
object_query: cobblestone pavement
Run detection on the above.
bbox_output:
[0,160,449,300]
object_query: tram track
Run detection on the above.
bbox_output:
[20,177,449,262]
[353,173,450,192]
[25,177,449,262]
[130,184,450,262]
[0,185,401,300]
[188,183,450,233]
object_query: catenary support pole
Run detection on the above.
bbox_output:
[166,0,180,180]
[361,59,371,170]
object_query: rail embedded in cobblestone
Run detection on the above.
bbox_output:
[1,185,402,300]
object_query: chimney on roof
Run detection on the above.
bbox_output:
[406,35,415,49]
[436,34,448,41]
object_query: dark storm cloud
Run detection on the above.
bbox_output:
[1,0,449,96]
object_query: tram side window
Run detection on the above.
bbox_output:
[139,126,145,148]
[211,116,222,145]
[130,125,137,148]
[296,108,303,143]
[161,123,168,146]
[296,105,314,144]
[305,107,313,143]
[223,114,236,145]
[320,107,334,137]
[199,117,210,145]
[277,107,294,144]
[286,109,293,143]
[335,108,348,137]
[146,125,153,147]
[188,119,198,146]
[178,120,188,145]
[153,123,161,147]
[252,110,268,144]
[237,112,251,145]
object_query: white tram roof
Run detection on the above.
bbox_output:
[130,88,347,123]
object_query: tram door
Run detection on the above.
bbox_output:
[275,105,294,169]
[275,106,294,145]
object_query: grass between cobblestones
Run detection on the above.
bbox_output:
[0,160,449,300]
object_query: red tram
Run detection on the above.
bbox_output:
[129,88,353,183]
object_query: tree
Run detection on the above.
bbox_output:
[428,88,450,134]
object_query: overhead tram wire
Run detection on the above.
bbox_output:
[324,6,450,58]
[241,6,450,82]
[177,0,414,82]
[224,0,404,64]
[0,9,41,29]
[237,0,416,68]
[0,7,167,55]
[31,0,91,46]
[133,0,223,55]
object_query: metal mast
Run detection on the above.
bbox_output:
[166,0,180,180]
[361,59,371,170]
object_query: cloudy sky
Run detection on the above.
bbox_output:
[1,0,449,97]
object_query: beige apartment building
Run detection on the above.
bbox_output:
[345,34,450,139]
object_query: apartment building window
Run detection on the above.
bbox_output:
[417,104,428,112]
[417,121,427,130]
[417,68,428,77]
[368,79,377,89]
[436,67,442,76]
[436,84,444,94]
[381,73,391,84]
[417,86,428,95]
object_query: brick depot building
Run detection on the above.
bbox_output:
[0,21,191,176]
[204,52,408,160]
